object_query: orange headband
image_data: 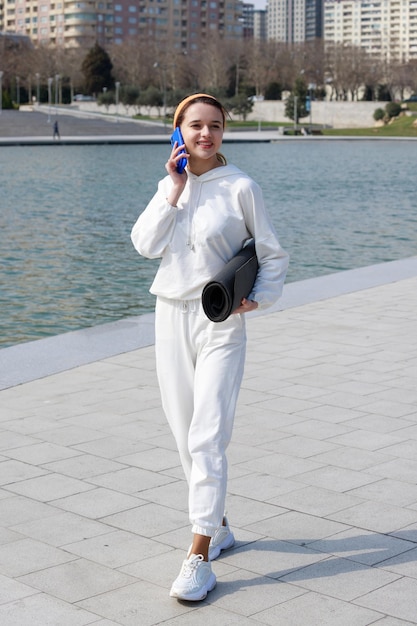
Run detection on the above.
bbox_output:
[173,93,221,129]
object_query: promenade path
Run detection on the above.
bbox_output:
[2,108,417,624]
[1,258,417,625]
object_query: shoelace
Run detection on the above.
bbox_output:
[182,555,203,578]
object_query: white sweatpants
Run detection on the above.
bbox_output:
[155,296,247,538]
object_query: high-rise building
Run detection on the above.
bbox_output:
[324,0,417,62]
[267,0,323,43]
[253,8,267,40]
[2,0,245,49]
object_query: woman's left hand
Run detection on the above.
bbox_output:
[233,298,258,315]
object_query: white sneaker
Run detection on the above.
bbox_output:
[209,518,235,561]
[170,554,216,601]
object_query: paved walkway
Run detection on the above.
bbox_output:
[1,260,417,625]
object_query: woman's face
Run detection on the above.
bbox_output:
[180,102,224,171]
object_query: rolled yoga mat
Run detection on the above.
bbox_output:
[202,240,258,322]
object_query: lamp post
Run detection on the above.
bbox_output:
[47,77,53,122]
[115,81,120,122]
[36,72,40,104]
[153,62,167,130]
[0,71,3,115]
[55,74,60,117]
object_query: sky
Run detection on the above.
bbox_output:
[252,0,267,8]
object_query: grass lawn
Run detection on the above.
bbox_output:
[322,113,417,137]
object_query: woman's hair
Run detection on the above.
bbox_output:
[173,93,227,129]
[173,93,228,165]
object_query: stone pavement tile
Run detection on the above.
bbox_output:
[372,619,416,626]
[364,457,417,483]
[64,529,171,568]
[376,547,417,579]
[379,439,417,461]
[77,580,194,626]
[236,451,324,479]
[0,538,76,577]
[295,404,368,424]
[225,492,288,527]
[88,466,176,494]
[116,447,182,472]
[309,528,416,566]
[10,511,112,547]
[1,415,65,435]
[327,501,417,534]
[224,538,329,578]
[210,572,305,617]
[326,429,406,451]
[0,460,48,485]
[0,527,23,545]
[0,593,98,626]
[279,556,400,601]
[4,473,95,502]
[227,472,303,502]
[348,478,417,508]
[33,425,108,446]
[101,502,189,538]
[260,434,339,458]
[73,435,153,459]
[136,480,189,511]
[0,573,39,604]
[244,511,350,546]
[230,424,290,449]
[18,558,136,603]
[310,447,392,471]
[42,454,129,480]
[282,418,354,440]
[354,577,417,623]
[4,442,83,465]
[269,485,364,517]
[0,495,60,527]
[51,487,146,519]
[252,590,383,625]
[292,465,380,492]
[0,431,48,452]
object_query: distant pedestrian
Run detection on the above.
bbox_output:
[53,121,60,140]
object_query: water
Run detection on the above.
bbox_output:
[1,140,416,348]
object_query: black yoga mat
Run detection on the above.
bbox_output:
[202,240,258,322]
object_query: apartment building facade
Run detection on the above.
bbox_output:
[324,0,417,62]
[266,0,322,42]
[2,0,245,49]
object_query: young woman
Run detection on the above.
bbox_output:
[131,93,289,601]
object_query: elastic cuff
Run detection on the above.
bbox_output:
[192,524,216,538]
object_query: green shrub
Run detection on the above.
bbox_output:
[373,108,385,121]
[385,102,402,119]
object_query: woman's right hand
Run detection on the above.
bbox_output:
[166,142,189,181]
[165,142,189,207]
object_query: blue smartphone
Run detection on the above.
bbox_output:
[170,127,187,173]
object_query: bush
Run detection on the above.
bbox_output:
[373,108,385,122]
[385,102,402,119]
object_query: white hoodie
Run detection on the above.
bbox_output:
[131,163,289,311]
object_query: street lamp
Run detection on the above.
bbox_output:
[55,74,60,117]
[47,77,53,122]
[153,62,167,130]
[0,71,3,115]
[115,81,120,122]
[36,72,40,104]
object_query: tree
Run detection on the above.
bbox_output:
[81,43,114,95]
[285,76,309,123]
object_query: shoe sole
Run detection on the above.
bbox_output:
[209,533,235,561]
[170,572,216,601]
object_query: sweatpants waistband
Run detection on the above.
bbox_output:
[157,296,202,315]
